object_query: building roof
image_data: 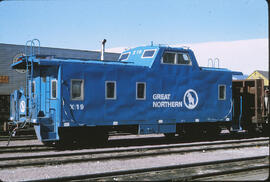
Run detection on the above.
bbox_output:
[256,70,269,79]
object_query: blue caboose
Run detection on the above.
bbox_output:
[10,43,242,145]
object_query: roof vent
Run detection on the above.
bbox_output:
[101,39,106,61]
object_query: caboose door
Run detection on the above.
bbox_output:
[37,66,59,140]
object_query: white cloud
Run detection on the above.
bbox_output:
[173,39,268,75]
[107,39,268,75]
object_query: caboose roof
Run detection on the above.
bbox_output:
[11,45,239,75]
[11,55,136,69]
[11,45,190,69]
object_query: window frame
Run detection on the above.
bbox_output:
[51,79,57,99]
[119,52,130,61]
[176,53,192,65]
[70,79,84,101]
[161,51,192,66]
[218,84,226,100]
[141,49,156,59]
[161,51,176,64]
[136,82,146,100]
[105,81,117,100]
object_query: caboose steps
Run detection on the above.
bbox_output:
[41,132,57,141]
[36,117,57,140]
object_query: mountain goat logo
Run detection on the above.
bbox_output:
[183,89,198,109]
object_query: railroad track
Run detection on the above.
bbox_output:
[0,138,269,154]
[0,144,53,154]
[0,137,268,169]
[0,135,267,154]
[0,135,37,141]
[24,155,269,182]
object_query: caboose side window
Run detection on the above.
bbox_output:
[71,79,84,100]
[218,85,226,100]
[106,81,116,99]
[177,53,191,65]
[136,82,146,100]
[162,52,175,64]
[51,80,57,99]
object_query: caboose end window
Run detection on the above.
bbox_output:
[51,80,57,99]
[218,85,226,100]
[136,82,146,100]
[106,81,116,100]
[71,79,84,100]
[31,81,35,98]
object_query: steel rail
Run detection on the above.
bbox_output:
[23,155,269,182]
[0,145,53,154]
[0,139,268,169]
[0,136,268,154]
[0,135,36,141]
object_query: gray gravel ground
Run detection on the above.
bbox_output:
[0,139,42,147]
[0,136,268,181]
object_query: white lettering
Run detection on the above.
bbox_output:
[80,104,84,110]
[153,94,171,100]
[70,104,75,110]
[70,104,84,110]
[153,101,182,108]
[152,93,183,108]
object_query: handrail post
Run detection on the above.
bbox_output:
[208,58,213,67]
[214,58,219,68]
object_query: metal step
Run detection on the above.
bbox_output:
[41,131,57,140]
[40,124,54,132]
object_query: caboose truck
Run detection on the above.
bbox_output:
[10,40,246,146]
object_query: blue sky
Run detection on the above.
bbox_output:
[0,0,268,50]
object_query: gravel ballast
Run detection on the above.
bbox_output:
[0,145,268,181]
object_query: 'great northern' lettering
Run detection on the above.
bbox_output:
[153,101,182,108]
[152,93,182,108]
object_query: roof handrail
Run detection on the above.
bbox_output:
[32,39,40,55]
[25,40,32,57]
[208,58,213,67]
[214,58,219,68]
[208,58,220,68]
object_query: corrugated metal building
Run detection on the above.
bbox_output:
[0,43,120,94]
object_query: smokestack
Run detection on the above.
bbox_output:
[101,39,106,61]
